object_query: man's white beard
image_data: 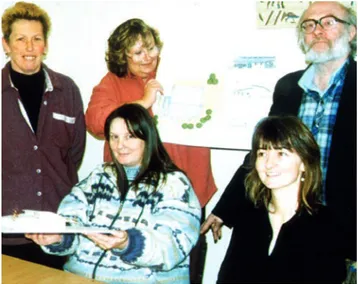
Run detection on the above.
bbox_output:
[302,32,351,63]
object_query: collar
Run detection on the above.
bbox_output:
[124,165,141,180]
[298,58,349,95]
[3,61,57,93]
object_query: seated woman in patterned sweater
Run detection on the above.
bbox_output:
[26,103,201,284]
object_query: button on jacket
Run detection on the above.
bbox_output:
[2,62,86,245]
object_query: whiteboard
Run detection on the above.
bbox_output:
[154,56,279,149]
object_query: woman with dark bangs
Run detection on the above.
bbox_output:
[217,116,347,283]
[26,103,201,283]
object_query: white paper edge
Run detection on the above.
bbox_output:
[1,226,115,234]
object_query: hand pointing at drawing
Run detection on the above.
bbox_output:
[140,79,163,109]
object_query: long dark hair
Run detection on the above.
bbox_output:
[245,116,322,214]
[104,103,181,199]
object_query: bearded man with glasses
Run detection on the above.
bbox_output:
[200,2,357,282]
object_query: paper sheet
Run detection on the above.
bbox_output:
[1,210,114,234]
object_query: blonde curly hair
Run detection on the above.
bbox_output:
[2,1,51,43]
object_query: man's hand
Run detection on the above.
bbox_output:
[200,213,224,242]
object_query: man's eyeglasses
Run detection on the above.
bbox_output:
[300,15,351,34]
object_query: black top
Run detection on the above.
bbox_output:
[217,204,347,283]
[10,66,45,134]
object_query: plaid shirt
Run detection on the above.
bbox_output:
[298,59,348,203]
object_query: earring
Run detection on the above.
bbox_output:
[301,177,305,182]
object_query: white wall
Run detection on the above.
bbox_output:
[1,1,308,283]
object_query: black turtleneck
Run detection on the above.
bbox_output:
[10,66,45,134]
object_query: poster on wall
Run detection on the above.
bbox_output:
[256,1,310,28]
[256,1,357,29]
[153,56,278,150]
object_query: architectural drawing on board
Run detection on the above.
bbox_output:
[153,56,278,150]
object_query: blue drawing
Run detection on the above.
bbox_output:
[233,56,276,69]
[282,11,299,23]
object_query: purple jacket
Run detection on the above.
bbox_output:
[2,62,86,245]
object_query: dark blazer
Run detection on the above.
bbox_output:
[213,58,357,259]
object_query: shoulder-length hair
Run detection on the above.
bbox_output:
[245,116,322,214]
[2,1,51,43]
[104,103,181,199]
[105,18,163,78]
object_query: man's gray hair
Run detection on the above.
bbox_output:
[296,2,357,59]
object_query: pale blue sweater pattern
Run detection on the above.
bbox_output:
[41,164,201,283]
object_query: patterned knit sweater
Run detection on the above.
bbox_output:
[41,164,201,283]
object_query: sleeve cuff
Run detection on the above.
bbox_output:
[112,228,145,262]
[46,234,75,253]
